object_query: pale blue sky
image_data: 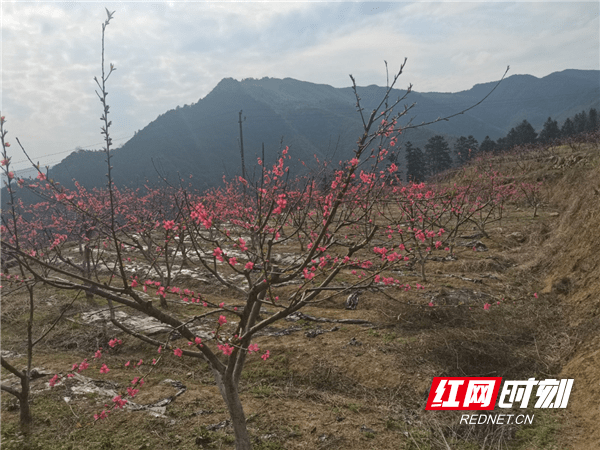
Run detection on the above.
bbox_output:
[2,1,599,171]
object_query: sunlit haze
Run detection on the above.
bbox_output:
[2,1,599,171]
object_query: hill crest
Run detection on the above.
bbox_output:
[11,69,599,194]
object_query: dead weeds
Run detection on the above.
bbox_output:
[3,143,600,449]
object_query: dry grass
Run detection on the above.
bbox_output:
[2,141,600,449]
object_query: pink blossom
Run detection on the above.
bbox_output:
[127,387,139,398]
[49,374,60,387]
[94,410,109,421]
[247,344,260,354]
[77,359,89,372]
[484,303,491,311]
[112,395,127,409]
[303,268,315,280]
[174,348,183,357]
[218,344,234,356]
[359,171,372,183]
[218,315,227,326]
[534,293,538,298]
[99,364,110,374]
[212,247,224,262]
[245,261,254,270]
[125,361,130,367]
[261,350,270,361]
[195,337,202,345]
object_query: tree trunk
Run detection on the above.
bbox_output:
[19,376,31,433]
[213,370,251,450]
[84,243,95,303]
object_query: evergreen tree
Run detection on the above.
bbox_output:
[454,135,479,164]
[505,127,518,148]
[479,136,497,153]
[561,118,576,137]
[538,117,561,143]
[588,108,599,132]
[518,119,538,144]
[506,120,537,147]
[496,136,509,152]
[385,150,402,181]
[454,136,469,165]
[466,135,478,159]
[573,110,588,134]
[424,135,452,175]
[405,141,426,183]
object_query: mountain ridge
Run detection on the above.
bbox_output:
[8,69,600,196]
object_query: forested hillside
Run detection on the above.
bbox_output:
[38,69,598,192]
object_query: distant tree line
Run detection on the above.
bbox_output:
[405,107,598,182]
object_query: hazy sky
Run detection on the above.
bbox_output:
[2,1,599,172]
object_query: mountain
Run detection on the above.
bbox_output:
[421,69,600,134]
[20,69,600,193]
